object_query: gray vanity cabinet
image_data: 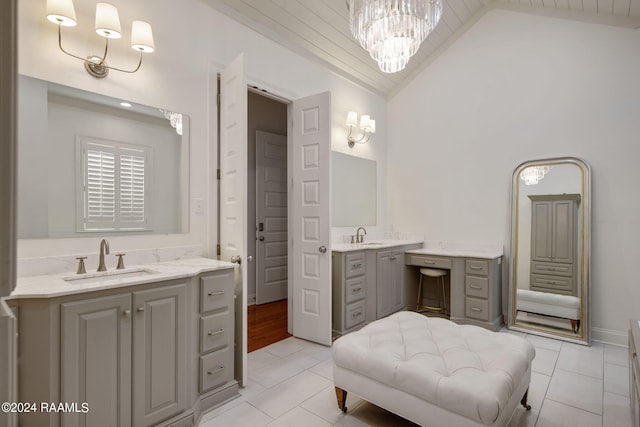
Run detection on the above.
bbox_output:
[61,282,188,427]
[376,248,404,318]
[332,251,367,337]
[630,320,640,427]
[529,194,580,296]
[12,267,237,427]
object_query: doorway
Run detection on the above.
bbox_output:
[247,90,289,351]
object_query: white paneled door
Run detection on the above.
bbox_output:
[219,53,248,386]
[256,131,288,305]
[290,92,332,346]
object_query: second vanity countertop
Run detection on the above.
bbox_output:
[332,239,423,252]
[9,257,236,300]
[405,247,503,260]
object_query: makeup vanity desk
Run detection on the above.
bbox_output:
[405,246,504,331]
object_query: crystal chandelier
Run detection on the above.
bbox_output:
[348,0,443,73]
[520,166,551,185]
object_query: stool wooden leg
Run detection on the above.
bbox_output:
[417,274,423,311]
[335,386,348,413]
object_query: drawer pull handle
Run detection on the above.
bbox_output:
[470,285,482,290]
[469,266,483,270]
[352,263,362,268]
[208,291,225,297]
[208,328,225,336]
[390,256,397,261]
[423,260,435,264]
[207,365,224,375]
[471,307,482,312]
[352,311,362,318]
[352,287,362,293]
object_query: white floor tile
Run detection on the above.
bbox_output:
[535,399,601,427]
[531,347,559,376]
[603,391,633,427]
[308,359,334,381]
[266,406,331,427]
[199,402,272,427]
[248,371,332,419]
[528,371,551,411]
[300,386,365,425]
[507,406,539,427]
[604,344,629,367]
[262,337,323,358]
[546,369,603,414]
[556,345,604,379]
[332,401,419,427]
[604,363,629,397]
[526,334,563,352]
[249,350,324,388]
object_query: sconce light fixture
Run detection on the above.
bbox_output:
[46,0,155,78]
[346,111,375,148]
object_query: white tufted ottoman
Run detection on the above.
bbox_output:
[333,311,535,427]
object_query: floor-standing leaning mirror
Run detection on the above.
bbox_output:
[508,157,591,345]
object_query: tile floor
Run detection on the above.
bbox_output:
[198,328,633,427]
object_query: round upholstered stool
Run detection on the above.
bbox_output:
[417,268,448,315]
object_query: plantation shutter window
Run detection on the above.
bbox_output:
[77,137,152,232]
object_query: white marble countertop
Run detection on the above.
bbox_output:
[9,257,235,299]
[331,239,423,253]
[405,247,503,259]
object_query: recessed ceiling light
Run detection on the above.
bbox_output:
[120,102,132,107]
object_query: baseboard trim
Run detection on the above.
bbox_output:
[591,327,628,347]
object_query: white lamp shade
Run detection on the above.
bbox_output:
[359,115,371,130]
[369,119,376,134]
[131,21,155,53]
[46,0,77,27]
[95,3,122,39]
[346,111,358,127]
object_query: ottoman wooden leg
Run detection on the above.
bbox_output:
[335,386,348,413]
[520,388,532,411]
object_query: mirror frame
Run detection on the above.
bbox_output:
[508,157,591,345]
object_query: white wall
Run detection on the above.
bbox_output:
[17,0,387,266]
[388,9,640,343]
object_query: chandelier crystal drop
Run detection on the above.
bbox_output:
[520,166,551,185]
[348,0,443,73]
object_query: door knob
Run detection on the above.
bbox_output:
[258,236,265,241]
[230,255,241,264]
[319,245,327,253]
[247,255,253,262]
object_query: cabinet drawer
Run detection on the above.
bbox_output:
[408,255,452,270]
[531,261,573,277]
[531,274,575,295]
[465,297,490,321]
[345,276,366,304]
[201,272,234,313]
[465,259,489,276]
[200,348,233,393]
[345,253,366,278]
[200,311,231,354]
[345,300,365,330]
[465,276,489,299]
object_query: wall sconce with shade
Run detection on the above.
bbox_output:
[346,111,375,147]
[46,0,155,78]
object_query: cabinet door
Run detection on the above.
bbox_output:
[132,283,187,427]
[376,250,403,318]
[531,200,553,261]
[61,294,132,427]
[551,200,575,263]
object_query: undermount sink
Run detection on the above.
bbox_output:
[63,268,160,285]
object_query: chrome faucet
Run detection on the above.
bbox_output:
[97,239,110,272]
[356,227,367,243]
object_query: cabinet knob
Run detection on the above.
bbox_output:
[319,245,327,254]
[136,306,145,313]
[123,309,131,316]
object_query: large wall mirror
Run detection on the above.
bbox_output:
[17,75,190,239]
[331,151,377,227]
[508,157,591,345]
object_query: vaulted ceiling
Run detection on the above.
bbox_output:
[205,0,640,96]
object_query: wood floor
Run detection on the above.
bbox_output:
[248,299,290,352]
